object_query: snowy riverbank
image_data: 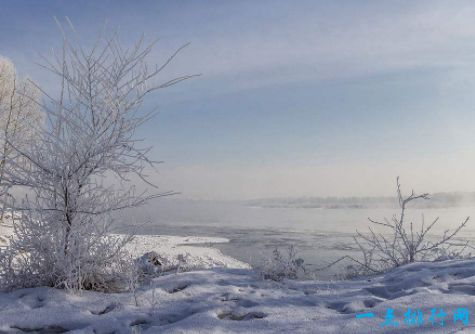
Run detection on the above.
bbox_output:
[125,234,250,271]
[0,231,475,332]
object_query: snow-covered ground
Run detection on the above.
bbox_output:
[2,258,475,333]
[2,231,475,333]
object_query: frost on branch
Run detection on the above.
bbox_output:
[260,245,306,281]
[316,177,470,278]
[353,177,470,274]
[0,23,197,291]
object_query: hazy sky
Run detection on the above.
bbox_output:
[2,0,475,199]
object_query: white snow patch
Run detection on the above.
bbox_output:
[125,234,250,271]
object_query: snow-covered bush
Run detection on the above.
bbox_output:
[260,245,306,281]
[136,251,205,275]
[0,24,195,292]
[431,242,472,261]
[350,178,469,275]
[318,178,470,279]
[136,251,163,277]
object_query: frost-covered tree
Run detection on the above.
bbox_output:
[0,57,41,220]
[0,26,196,291]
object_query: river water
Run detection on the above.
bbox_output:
[117,198,475,278]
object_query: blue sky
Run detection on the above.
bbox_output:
[2,0,475,199]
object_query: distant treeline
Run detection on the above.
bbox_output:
[247,192,475,209]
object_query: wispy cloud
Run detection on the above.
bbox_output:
[161,1,475,93]
[4,1,475,199]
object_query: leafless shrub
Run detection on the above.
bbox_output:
[318,177,470,278]
[355,177,469,273]
[260,245,306,281]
